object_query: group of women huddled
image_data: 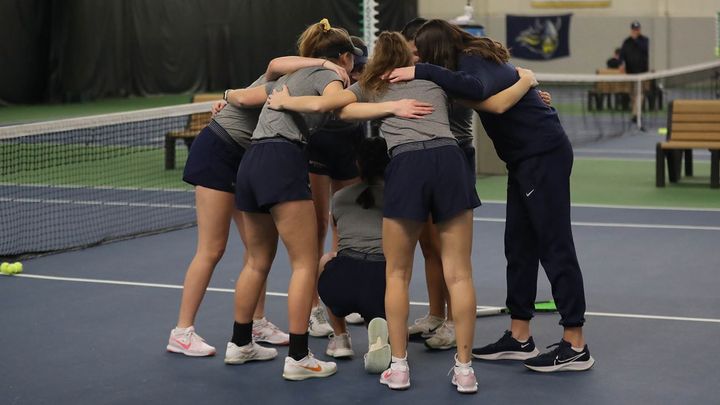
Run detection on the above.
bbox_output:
[165,17,594,394]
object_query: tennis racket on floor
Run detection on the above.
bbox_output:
[476,300,557,317]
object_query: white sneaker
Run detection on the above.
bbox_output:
[380,360,410,390]
[364,318,391,374]
[408,314,444,338]
[282,352,337,380]
[326,333,354,358]
[345,313,364,324]
[252,317,289,345]
[166,326,216,357]
[224,341,277,364]
[424,320,456,350]
[308,306,334,337]
[450,354,478,394]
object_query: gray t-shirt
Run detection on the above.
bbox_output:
[212,75,269,149]
[253,67,342,143]
[332,183,384,255]
[348,80,455,151]
[449,101,473,144]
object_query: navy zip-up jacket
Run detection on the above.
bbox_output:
[415,54,568,165]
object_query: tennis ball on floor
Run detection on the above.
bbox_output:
[10,262,23,274]
[0,262,11,275]
[658,127,667,136]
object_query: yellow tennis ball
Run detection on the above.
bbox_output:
[658,127,667,136]
[10,262,23,274]
[0,262,10,275]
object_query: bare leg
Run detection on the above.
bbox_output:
[510,319,531,342]
[418,219,446,319]
[233,212,278,324]
[383,217,424,359]
[271,200,319,334]
[310,173,331,307]
[436,210,475,364]
[231,212,270,321]
[177,186,234,328]
[563,327,585,347]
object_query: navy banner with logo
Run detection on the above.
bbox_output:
[506,14,571,60]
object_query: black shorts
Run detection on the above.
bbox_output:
[318,250,386,321]
[306,126,363,180]
[235,137,311,213]
[182,125,245,193]
[384,139,481,223]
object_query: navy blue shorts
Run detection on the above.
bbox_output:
[384,141,481,223]
[318,251,386,321]
[460,142,477,190]
[235,138,312,213]
[307,126,363,180]
[182,126,245,193]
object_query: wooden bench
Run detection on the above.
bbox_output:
[656,99,720,188]
[588,68,632,111]
[587,69,662,112]
[164,93,221,170]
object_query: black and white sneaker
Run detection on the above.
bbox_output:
[472,330,540,360]
[524,339,595,372]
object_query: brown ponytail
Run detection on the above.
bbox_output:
[358,31,414,97]
[297,18,354,59]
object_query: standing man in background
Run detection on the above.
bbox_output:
[620,20,649,124]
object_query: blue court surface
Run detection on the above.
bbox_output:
[2,196,719,404]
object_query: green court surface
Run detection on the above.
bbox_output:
[0,95,191,125]
[476,158,720,209]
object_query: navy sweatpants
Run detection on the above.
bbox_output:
[504,140,586,327]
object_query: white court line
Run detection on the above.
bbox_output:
[7,273,720,324]
[0,182,193,193]
[0,197,195,210]
[473,216,720,231]
[481,200,720,212]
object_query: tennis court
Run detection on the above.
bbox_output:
[2,130,720,403]
[3,1,720,403]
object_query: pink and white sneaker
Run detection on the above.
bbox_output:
[450,355,478,394]
[166,326,216,357]
[380,360,411,390]
[252,317,289,345]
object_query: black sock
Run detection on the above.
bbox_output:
[231,321,252,347]
[288,332,309,361]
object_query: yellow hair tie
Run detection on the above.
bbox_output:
[319,18,331,32]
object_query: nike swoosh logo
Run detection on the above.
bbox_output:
[520,343,530,349]
[300,364,323,372]
[173,338,192,350]
[525,189,535,197]
[556,352,585,364]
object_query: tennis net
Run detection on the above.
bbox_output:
[536,61,720,144]
[0,102,216,259]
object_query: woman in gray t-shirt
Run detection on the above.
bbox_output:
[266,31,538,394]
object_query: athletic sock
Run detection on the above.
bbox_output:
[231,321,252,347]
[288,332,309,361]
[572,345,585,352]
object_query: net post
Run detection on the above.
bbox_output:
[635,78,643,129]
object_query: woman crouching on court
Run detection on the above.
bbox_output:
[390,19,594,372]
[267,31,486,393]
[315,136,392,373]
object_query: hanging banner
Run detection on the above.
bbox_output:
[506,14,571,60]
[531,1,610,8]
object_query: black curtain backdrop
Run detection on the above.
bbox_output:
[0,0,416,104]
